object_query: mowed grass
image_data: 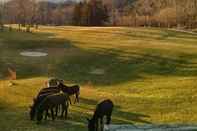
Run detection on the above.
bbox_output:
[1,26,197,130]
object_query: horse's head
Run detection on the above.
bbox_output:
[48,78,59,87]
[58,81,68,90]
[29,105,36,120]
[58,79,64,84]
[29,97,38,120]
[33,98,36,103]
[87,118,96,131]
[36,109,43,123]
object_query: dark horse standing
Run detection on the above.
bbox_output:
[87,99,114,131]
[58,81,80,104]
[36,93,70,123]
[30,87,61,120]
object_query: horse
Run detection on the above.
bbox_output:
[30,86,61,120]
[36,93,70,123]
[30,92,55,120]
[87,99,114,131]
[58,82,80,104]
[37,87,60,97]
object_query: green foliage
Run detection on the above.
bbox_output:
[73,2,83,26]
[73,0,109,26]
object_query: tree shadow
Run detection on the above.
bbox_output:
[113,109,151,125]
[76,27,197,42]
[79,97,98,105]
[0,106,87,131]
[0,30,75,80]
[0,99,8,110]
[55,45,197,86]
[76,98,151,125]
[0,95,151,130]
[1,28,197,86]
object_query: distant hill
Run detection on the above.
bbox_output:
[41,0,80,3]
[0,0,81,3]
[46,0,78,2]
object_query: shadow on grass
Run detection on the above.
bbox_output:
[113,109,151,125]
[76,98,151,125]
[0,97,151,130]
[0,99,8,110]
[56,46,197,86]
[0,29,75,80]
[1,28,197,86]
[0,107,87,131]
[80,97,98,105]
[77,27,197,42]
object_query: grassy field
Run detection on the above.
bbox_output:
[0,26,197,131]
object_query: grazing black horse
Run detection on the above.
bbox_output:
[36,93,70,123]
[30,92,55,120]
[87,99,114,131]
[30,87,61,120]
[58,82,80,104]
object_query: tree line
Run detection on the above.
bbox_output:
[0,0,197,31]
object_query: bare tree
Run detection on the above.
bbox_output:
[0,0,5,31]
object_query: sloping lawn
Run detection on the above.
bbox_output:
[0,26,197,130]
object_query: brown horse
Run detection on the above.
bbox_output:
[58,82,80,104]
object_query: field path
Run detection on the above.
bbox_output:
[168,28,197,35]
[106,124,197,131]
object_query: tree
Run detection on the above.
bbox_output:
[2,0,197,28]
[73,2,83,25]
[73,0,109,26]
[88,0,109,26]
[0,1,5,31]
[154,7,177,27]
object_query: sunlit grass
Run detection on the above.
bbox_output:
[0,26,197,130]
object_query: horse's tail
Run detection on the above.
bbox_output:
[76,85,80,103]
[66,99,70,108]
[68,95,72,105]
[77,85,80,95]
[65,99,69,119]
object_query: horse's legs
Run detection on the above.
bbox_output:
[77,91,80,103]
[44,110,49,120]
[106,115,111,125]
[75,93,79,103]
[64,102,68,119]
[61,104,64,118]
[55,106,59,117]
[44,110,47,120]
[50,108,55,121]
[100,117,104,131]
[95,119,98,131]
[74,94,77,104]
[69,96,72,105]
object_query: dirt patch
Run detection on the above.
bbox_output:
[47,47,82,57]
[168,29,197,35]
[0,39,3,46]
[20,47,83,58]
[105,124,197,131]
[47,48,66,57]
[89,68,105,75]
[20,51,48,57]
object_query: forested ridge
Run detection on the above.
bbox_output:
[0,0,197,29]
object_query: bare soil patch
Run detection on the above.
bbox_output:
[20,51,48,57]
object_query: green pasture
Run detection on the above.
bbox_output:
[0,26,197,130]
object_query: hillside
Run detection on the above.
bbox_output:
[0,26,197,130]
